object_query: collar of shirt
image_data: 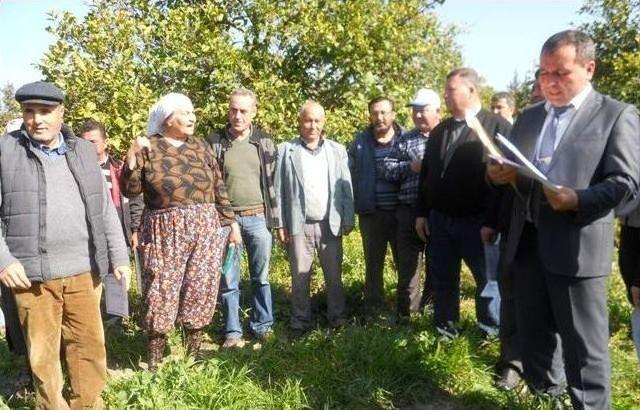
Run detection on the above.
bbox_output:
[226,124,253,142]
[299,136,325,154]
[453,105,481,122]
[543,83,593,113]
[536,83,593,158]
[409,128,429,138]
[99,154,110,168]
[29,132,67,157]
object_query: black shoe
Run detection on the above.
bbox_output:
[436,322,459,341]
[288,328,310,340]
[495,367,522,391]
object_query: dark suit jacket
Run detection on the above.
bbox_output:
[503,90,640,277]
[417,109,512,219]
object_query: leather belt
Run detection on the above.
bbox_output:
[235,207,264,217]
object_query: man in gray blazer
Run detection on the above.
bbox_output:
[489,30,640,409]
[274,101,355,337]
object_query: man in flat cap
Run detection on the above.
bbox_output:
[0,81,130,409]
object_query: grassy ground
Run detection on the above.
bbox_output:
[1,231,639,409]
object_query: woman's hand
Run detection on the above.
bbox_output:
[126,136,151,169]
[228,222,242,246]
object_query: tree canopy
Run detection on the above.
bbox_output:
[0,83,22,129]
[580,0,640,106]
[39,0,461,153]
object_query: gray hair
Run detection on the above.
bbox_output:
[229,88,257,106]
[447,67,481,91]
[298,100,325,119]
[541,30,596,63]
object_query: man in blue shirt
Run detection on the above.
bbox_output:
[348,97,404,316]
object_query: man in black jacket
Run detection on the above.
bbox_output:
[416,67,511,339]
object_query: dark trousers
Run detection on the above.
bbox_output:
[496,245,521,372]
[497,238,565,378]
[428,210,496,328]
[395,206,426,315]
[619,225,640,303]
[514,223,611,409]
[359,210,398,309]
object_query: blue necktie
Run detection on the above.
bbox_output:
[536,105,571,174]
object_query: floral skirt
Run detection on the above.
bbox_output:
[140,203,225,334]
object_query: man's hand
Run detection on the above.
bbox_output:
[487,160,517,185]
[0,261,31,289]
[130,231,139,249]
[341,225,354,236]
[543,185,579,211]
[631,285,640,307]
[480,226,497,244]
[415,217,430,242]
[410,159,422,174]
[277,228,290,244]
[228,222,243,246]
[113,266,131,291]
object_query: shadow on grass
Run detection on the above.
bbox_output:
[0,338,32,408]
[193,272,507,408]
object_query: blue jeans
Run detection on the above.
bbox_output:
[220,215,274,338]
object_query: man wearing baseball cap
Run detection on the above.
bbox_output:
[0,81,130,408]
[381,88,441,312]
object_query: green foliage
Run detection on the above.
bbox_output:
[580,0,640,106]
[0,83,22,129]
[3,231,639,408]
[39,0,461,153]
[507,71,537,113]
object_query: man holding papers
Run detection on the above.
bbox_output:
[488,30,640,409]
[416,67,511,340]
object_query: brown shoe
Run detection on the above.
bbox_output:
[184,329,204,358]
[221,337,246,349]
[147,334,166,371]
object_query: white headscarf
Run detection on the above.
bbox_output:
[146,93,194,136]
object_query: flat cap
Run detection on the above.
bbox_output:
[15,81,65,106]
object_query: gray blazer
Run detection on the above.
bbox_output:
[503,90,640,277]
[274,137,355,237]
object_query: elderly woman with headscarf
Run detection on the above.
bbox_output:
[122,93,241,369]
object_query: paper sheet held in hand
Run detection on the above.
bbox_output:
[105,274,129,318]
[493,134,562,192]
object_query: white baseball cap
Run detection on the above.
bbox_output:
[407,88,441,108]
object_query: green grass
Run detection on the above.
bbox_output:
[1,230,639,409]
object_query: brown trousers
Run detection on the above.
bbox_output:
[13,272,106,410]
